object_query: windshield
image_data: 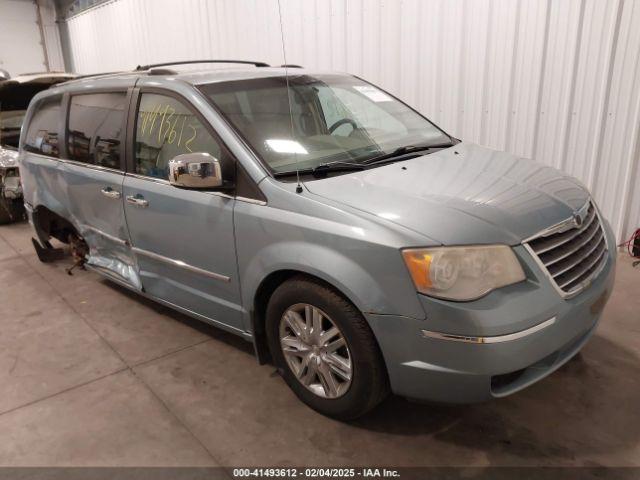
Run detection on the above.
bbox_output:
[200,74,451,174]
[0,110,26,149]
[1,82,54,149]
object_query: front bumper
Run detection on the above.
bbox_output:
[366,224,616,403]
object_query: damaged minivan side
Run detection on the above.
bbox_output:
[19,63,616,419]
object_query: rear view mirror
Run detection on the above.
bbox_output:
[168,153,223,189]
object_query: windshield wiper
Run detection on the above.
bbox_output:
[362,142,455,165]
[273,142,455,178]
[311,161,366,177]
[273,160,366,179]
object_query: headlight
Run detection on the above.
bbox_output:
[402,245,526,301]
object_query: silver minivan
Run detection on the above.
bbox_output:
[19,61,616,419]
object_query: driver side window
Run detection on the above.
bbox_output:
[134,93,225,179]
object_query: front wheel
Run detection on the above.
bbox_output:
[266,276,388,420]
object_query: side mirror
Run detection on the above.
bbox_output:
[168,153,223,189]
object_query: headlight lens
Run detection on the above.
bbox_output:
[402,245,526,301]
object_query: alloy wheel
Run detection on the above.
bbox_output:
[279,303,352,398]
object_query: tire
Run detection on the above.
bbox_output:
[266,276,389,420]
[0,198,24,225]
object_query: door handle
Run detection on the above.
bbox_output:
[126,195,149,208]
[101,187,121,199]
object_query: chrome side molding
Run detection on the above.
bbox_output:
[82,225,129,246]
[421,317,556,344]
[131,247,231,283]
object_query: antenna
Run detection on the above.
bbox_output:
[276,0,303,194]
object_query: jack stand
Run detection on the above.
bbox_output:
[65,258,86,276]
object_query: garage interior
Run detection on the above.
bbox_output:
[1,0,640,472]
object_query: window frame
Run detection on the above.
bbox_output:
[124,86,267,203]
[126,87,238,181]
[22,94,64,159]
[64,89,131,172]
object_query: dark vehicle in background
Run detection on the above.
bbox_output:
[0,72,75,223]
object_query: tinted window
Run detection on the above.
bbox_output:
[24,96,62,158]
[67,93,126,169]
[134,93,228,180]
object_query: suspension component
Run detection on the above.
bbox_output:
[65,233,89,275]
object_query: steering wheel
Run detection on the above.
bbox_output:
[329,118,358,134]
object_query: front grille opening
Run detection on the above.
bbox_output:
[491,326,596,397]
[491,369,527,393]
[526,201,607,296]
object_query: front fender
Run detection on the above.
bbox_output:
[241,240,391,318]
[234,203,428,335]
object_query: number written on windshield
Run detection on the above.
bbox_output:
[134,94,222,179]
[139,103,198,152]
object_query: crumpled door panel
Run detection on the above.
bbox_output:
[61,161,142,289]
[21,152,142,289]
[79,226,142,289]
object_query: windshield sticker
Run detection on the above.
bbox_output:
[353,85,393,102]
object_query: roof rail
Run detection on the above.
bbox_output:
[147,67,179,76]
[135,60,270,71]
[58,59,273,86]
[60,70,129,84]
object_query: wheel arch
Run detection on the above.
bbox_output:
[250,268,369,364]
[32,204,79,244]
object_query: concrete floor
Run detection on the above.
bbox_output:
[0,220,639,467]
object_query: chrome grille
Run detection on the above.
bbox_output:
[525,201,608,298]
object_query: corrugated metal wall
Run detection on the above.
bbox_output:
[0,0,64,76]
[65,0,640,242]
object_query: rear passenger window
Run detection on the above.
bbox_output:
[67,92,126,169]
[24,96,62,158]
[134,93,225,179]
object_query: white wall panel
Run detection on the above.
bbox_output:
[65,0,640,242]
[37,0,65,71]
[0,0,47,75]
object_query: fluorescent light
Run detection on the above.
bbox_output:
[265,139,308,154]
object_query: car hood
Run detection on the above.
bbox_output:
[304,142,589,245]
